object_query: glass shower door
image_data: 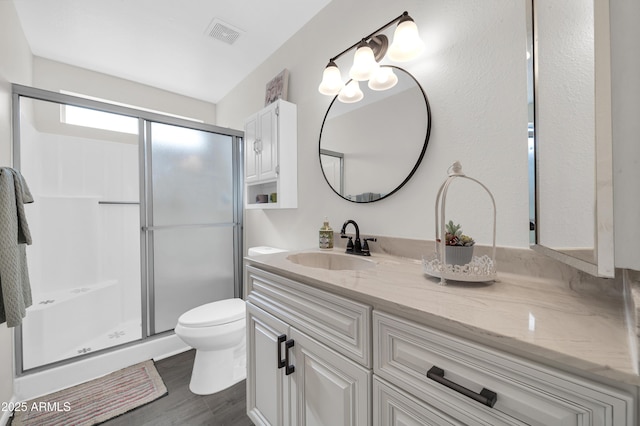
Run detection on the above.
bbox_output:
[17,96,142,370]
[147,122,239,334]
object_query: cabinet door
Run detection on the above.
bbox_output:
[244,114,259,183]
[247,302,293,426]
[257,103,278,181]
[291,328,371,426]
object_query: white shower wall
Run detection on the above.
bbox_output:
[20,118,142,369]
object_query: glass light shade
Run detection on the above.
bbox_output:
[368,67,399,91]
[318,62,344,96]
[349,43,379,81]
[388,18,425,62]
[338,80,364,103]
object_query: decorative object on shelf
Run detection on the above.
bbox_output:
[423,161,497,285]
[318,11,424,103]
[265,69,289,106]
[442,220,475,266]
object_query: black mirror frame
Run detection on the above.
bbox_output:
[318,66,432,203]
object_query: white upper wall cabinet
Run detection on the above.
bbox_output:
[244,100,297,209]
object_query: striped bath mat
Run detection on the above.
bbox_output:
[12,359,167,426]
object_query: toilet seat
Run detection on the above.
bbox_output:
[178,298,245,328]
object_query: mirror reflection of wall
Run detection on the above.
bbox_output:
[320,149,344,195]
[534,0,597,264]
[319,66,430,203]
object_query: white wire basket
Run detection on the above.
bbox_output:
[423,161,497,285]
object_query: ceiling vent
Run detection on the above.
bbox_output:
[205,18,243,45]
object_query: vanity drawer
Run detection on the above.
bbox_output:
[373,310,633,426]
[373,376,463,426]
[246,266,371,367]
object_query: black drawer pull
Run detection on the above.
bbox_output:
[277,334,286,369]
[427,366,497,408]
[285,339,295,375]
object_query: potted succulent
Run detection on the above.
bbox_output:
[442,220,475,266]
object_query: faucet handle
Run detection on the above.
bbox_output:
[342,235,354,252]
[362,238,377,255]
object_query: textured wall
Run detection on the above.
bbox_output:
[217,0,530,252]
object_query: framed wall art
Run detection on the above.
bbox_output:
[265,69,289,106]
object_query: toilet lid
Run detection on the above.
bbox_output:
[178,298,246,328]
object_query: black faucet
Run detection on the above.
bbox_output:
[340,220,376,256]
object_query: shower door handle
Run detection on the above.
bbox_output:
[277,334,286,369]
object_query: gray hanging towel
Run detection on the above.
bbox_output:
[0,167,34,327]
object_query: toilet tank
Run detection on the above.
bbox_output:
[248,246,287,256]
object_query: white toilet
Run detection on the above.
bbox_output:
[174,298,246,395]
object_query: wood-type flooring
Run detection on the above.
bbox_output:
[101,349,253,426]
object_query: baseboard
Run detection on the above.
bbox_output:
[153,345,192,362]
[0,395,16,426]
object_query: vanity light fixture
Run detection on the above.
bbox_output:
[318,11,425,102]
[318,61,344,95]
[337,80,364,103]
[349,40,380,81]
[387,14,425,62]
[368,66,399,91]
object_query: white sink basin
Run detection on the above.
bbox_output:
[286,252,375,271]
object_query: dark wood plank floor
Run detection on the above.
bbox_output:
[101,349,253,426]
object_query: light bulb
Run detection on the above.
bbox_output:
[318,61,344,96]
[388,15,425,62]
[349,41,379,81]
[338,80,364,103]
[368,67,398,91]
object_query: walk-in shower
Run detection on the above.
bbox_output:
[12,85,243,374]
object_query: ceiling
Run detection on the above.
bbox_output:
[12,0,332,104]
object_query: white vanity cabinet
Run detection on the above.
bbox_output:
[245,266,372,426]
[244,99,297,209]
[373,310,634,426]
[244,263,635,426]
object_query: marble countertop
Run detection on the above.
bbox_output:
[245,248,639,387]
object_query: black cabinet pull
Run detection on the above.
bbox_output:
[285,339,295,375]
[277,334,286,369]
[427,366,497,408]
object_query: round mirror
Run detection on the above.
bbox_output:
[319,66,431,203]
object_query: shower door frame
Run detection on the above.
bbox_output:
[11,84,244,375]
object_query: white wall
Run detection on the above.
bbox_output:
[33,57,217,125]
[0,0,33,413]
[217,0,530,252]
